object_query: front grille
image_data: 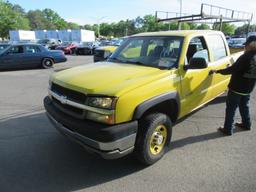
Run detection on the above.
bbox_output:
[51,83,86,104]
[52,97,84,116]
[94,50,104,57]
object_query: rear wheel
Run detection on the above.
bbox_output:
[42,58,54,69]
[135,113,172,165]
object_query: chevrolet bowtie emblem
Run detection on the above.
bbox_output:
[59,95,68,104]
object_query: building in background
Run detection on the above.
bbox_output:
[9,30,36,42]
[9,29,95,43]
[71,29,95,42]
[35,30,47,40]
[58,30,72,42]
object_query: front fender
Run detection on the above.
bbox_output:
[133,91,180,120]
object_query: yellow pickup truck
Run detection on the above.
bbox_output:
[93,45,117,62]
[44,30,242,165]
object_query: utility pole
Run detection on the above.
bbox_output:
[178,0,182,30]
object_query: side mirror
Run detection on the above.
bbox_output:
[184,57,208,70]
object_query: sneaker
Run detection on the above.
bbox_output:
[235,122,251,130]
[218,127,233,136]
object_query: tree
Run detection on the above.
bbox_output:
[213,23,236,35]
[235,24,256,35]
[11,4,26,16]
[67,22,81,29]
[197,24,210,30]
[27,10,49,29]
[42,8,67,29]
[0,0,30,39]
[180,22,190,30]
[188,23,197,30]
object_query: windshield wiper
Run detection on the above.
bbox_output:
[108,57,125,63]
[126,61,151,67]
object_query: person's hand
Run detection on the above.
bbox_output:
[209,70,217,75]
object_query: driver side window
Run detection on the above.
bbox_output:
[186,37,209,64]
[8,46,24,54]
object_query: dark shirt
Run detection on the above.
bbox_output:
[217,50,256,94]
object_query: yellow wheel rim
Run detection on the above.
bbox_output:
[149,125,167,155]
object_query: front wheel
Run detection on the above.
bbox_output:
[135,113,172,165]
[41,58,54,69]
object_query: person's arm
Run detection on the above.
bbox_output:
[216,53,249,75]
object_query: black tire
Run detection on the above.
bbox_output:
[135,113,172,165]
[41,58,54,69]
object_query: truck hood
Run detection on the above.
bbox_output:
[52,62,170,96]
[97,46,117,52]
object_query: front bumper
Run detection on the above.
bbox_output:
[44,96,138,159]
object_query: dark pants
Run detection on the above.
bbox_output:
[224,90,251,132]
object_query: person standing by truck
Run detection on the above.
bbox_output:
[210,35,256,135]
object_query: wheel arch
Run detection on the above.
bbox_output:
[133,92,180,124]
[42,57,55,63]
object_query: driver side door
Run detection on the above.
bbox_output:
[179,36,213,117]
[0,45,23,69]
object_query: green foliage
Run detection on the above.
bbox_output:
[42,9,67,29]
[27,10,49,29]
[197,24,210,30]
[213,23,236,35]
[235,24,256,35]
[67,22,81,29]
[0,0,30,39]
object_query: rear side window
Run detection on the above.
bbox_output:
[207,35,227,61]
[24,45,41,53]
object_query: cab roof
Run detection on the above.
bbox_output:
[132,30,223,37]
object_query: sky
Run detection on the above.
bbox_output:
[8,0,256,25]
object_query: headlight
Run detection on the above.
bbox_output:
[87,97,116,109]
[104,51,112,58]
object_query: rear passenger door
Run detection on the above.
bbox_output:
[206,34,231,98]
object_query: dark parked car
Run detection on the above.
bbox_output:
[38,39,62,50]
[0,44,67,69]
[228,38,246,48]
[75,42,100,55]
[56,42,79,54]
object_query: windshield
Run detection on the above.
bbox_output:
[0,44,11,54]
[0,44,10,50]
[109,36,183,69]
